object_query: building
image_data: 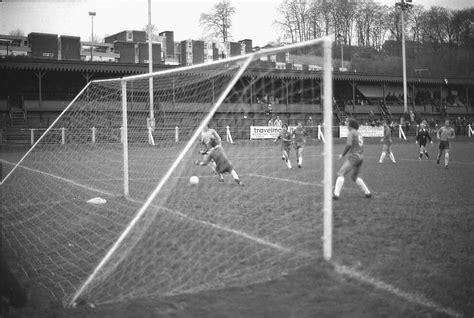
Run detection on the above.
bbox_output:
[0,35,29,57]
[180,40,204,66]
[104,30,147,44]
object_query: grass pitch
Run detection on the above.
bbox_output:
[1,137,473,317]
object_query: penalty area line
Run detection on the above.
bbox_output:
[0,159,115,197]
[332,262,461,318]
[247,173,323,187]
[124,195,293,254]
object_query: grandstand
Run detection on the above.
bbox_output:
[1,57,473,144]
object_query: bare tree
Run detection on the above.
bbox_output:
[9,29,25,37]
[275,0,298,43]
[451,8,474,47]
[142,24,162,41]
[199,0,235,42]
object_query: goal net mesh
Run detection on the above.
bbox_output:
[1,37,332,306]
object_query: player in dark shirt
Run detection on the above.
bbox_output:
[195,139,243,185]
[274,123,293,169]
[378,120,396,163]
[416,122,433,160]
[333,118,372,200]
[292,121,306,168]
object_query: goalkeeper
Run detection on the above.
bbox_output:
[195,139,243,186]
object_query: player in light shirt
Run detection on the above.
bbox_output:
[378,119,396,163]
[195,139,243,185]
[274,123,293,169]
[333,118,372,200]
[199,125,222,174]
[436,119,455,169]
[292,121,306,168]
[200,125,222,154]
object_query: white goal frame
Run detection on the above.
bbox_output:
[69,35,334,306]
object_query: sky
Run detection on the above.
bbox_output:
[1,0,473,47]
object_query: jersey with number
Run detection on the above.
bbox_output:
[293,126,306,145]
[277,130,292,152]
[347,129,364,155]
[347,129,364,167]
[382,125,392,145]
[206,145,233,173]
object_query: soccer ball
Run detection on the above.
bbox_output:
[190,176,199,185]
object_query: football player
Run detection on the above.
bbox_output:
[292,121,306,168]
[378,119,396,163]
[273,123,293,169]
[199,125,222,174]
[195,139,243,186]
[436,119,455,169]
[334,118,372,200]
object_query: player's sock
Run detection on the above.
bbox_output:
[231,170,239,181]
[445,153,449,167]
[419,152,423,159]
[356,177,371,195]
[379,152,386,163]
[298,157,302,167]
[389,152,396,163]
[425,151,430,159]
[334,176,344,197]
[287,159,292,169]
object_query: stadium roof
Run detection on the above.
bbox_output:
[1,57,473,86]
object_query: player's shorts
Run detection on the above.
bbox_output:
[216,161,233,174]
[418,140,427,147]
[439,140,450,150]
[348,153,363,168]
[281,143,291,153]
[294,142,304,149]
[382,139,392,146]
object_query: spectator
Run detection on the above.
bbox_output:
[265,103,273,116]
[273,116,282,127]
[409,110,416,125]
[306,116,314,138]
[267,117,274,126]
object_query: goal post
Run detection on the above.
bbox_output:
[322,38,333,261]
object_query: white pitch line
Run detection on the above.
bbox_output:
[365,155,474,165]
[247,173,323,187]
[333,262,461,317]
[2,159,460,314]
[0,159,115,197]
[156,205,292,253]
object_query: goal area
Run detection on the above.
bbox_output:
[0,36,333,307]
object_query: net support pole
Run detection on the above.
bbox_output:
[92,127,96,144]
[323,36,333,261]
[226,125,234,144]
[148,0,154,129]
[61,128,65,145]
[121,80,129,197]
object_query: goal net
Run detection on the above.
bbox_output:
[0,36,333,307]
